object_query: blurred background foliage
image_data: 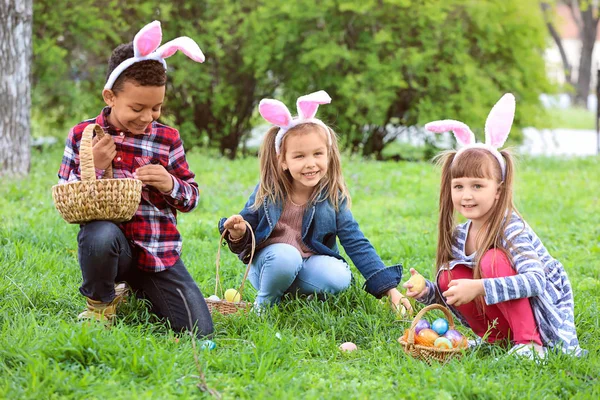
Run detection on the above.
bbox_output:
[33,0,555,159]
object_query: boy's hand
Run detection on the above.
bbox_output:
[92,135,116,170]
[402,268,430,299]
[386,288,413,315]
[134,164,174,193]
[442,279,484,306]
[223,215,246,239]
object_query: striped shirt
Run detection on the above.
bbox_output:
[57,107,199,272]
[420,212,586,356]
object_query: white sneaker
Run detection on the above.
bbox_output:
[507,343,546,362]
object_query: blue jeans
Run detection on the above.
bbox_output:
[77,221,213,338]
[249,243,352,306]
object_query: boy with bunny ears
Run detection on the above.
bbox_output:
[57,21,213,337]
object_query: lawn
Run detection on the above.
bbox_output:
[1,147,599,399]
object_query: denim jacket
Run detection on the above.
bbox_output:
[218,185,403,298]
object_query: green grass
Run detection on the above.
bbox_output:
[548,107,597,130]
[1,147,599,399]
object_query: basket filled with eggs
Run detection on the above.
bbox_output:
[205,222,255,315]
[398,304,468,364]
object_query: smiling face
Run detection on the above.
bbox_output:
[281,126,329,196]
[449,149,503,227]
[451,176,501,225]
[102,80,165,134]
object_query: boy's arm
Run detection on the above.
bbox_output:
[162,135,199,212]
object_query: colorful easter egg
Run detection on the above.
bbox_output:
[414,319,430,335]
[339,342,358,352]
[200,340,216,350]
[443,329,464,347]
[406,273,426,293]
[431,318,449,335]
[224,288,241,302]
[434,337,453,349]
[415,328,439,347]
[207,295,220,301]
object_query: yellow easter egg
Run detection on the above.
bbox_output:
[406,273,426,293]
[224,288,241,302]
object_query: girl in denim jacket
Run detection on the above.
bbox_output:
[219,91,412,312]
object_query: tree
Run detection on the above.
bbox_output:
[542,0,600,107]
[0,0,33,177]
[269,0,553,158]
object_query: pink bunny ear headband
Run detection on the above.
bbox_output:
[104,21,205,90]
[424,93,515,179]
[258,90,332,154]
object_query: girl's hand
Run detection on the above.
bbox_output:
[92,135,116,170]
[223,215,246,239]
[402,268,429,299]
[442,279,485,306]
[386,288,413,315]
[134,164,174,193]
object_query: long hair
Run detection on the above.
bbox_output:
[435,148,519,284]
[253,123,350,210]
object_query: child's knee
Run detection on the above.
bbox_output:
[261,244,302,274]
[480,249,512,278]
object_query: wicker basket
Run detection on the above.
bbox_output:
[205,222,255,315]
[52,124,142,224]
[398,304,467,365]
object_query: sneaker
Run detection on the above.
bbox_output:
[77,282,130,322]
[507,343,546,362]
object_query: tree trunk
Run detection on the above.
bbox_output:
[574,4,599,107]
[0,0,32,177]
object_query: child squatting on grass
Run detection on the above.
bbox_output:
[57,21,213,337]
[219,91,413,313]
[404,93,586,359]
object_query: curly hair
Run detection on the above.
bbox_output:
[106,43,167,93]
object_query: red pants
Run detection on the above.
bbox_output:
[438,249,542,345]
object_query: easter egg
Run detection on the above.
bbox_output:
[443,329,465,347]
[433,337,453,349]
[414,319,430,335]
[415,328,439,347]
[431,318,449,335]
[207,295,220,301]
[339,342,358,352]
[398,329,409,343]
[224,288,241,302]
[406,273,426,293]
[200,340,216,350]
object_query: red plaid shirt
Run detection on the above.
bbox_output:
[58,107,199,272]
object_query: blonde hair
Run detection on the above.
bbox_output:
[253,123,350,210]
[435,148,520,286]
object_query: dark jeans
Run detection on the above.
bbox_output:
[77,221,213,338]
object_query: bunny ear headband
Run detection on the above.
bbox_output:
[424,93,515,179]
[104,21,205,90]
[258,90,332,154]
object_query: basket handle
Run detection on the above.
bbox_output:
[406,304,456,346]
[214,221,256,300]
[80,124,113,181]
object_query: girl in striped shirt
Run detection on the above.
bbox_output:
[404,94,585,359]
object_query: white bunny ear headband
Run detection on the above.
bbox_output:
[258,90,332,154]
[104,21,205,90]
[424,93,515,179]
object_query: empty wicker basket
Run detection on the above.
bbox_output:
[398,304,467,365]
[52,124,142,224]
[205,222,255,315]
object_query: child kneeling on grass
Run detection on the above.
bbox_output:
[219,91,413,314]
[404,94,586,359]
[57,21,213,337]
